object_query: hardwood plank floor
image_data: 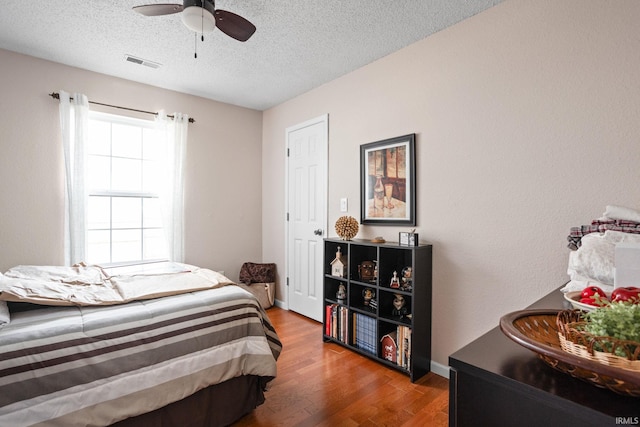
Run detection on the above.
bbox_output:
[234,307,449,427]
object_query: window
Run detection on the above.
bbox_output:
[86,112,168,265]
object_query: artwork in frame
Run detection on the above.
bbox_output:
[360,134,416,225]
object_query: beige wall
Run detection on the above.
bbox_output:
[2,0,640,372]
[262,0,640,368]
[0,49,263,280]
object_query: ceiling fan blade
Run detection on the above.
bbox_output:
[214,10,256,42]
[133,4,184,16]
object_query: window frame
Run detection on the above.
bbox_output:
[86,111,169,266]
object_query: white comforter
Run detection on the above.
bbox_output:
[0,262,233,306]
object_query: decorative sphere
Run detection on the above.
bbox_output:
[335,216,359,240]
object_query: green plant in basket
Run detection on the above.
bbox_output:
[582,301,640,357]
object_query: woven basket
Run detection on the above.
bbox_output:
[500,309,640,397]
[556,309,640,372]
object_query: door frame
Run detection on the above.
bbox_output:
[284,114,329,315]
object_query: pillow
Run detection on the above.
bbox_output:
[239,262,276,284]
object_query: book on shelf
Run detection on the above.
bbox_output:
[325,305,331,336]
[397,325,411,369]
[353,312,377,355]
[325,304,348,343]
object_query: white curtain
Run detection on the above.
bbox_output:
[58,90,89,266]
[157,112,189,262]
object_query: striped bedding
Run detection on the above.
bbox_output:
[0,285,282,427]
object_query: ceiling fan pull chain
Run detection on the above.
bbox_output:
[194,32,197,58]
[201,5,205,42]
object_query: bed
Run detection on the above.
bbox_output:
[0,262,282,427]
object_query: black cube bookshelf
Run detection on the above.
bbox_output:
[323,238,432,382]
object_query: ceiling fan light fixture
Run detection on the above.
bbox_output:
[133,0,255,42]
[181,6,216,33]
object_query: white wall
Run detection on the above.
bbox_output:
[0,49,263,280]
[262,0,640,367]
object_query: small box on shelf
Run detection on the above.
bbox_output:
[399,231,419,246]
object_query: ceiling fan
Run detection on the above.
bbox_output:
[133,0,256,42]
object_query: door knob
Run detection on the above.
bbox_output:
[314,229,323,236]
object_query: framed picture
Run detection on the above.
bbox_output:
[360,134,416,225]
[399,231,419,246]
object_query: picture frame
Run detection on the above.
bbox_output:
[360,134,416,225]
[399,231,419,246]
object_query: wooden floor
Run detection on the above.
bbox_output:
[234,307,449,427]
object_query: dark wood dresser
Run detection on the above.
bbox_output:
[449,287,639,427]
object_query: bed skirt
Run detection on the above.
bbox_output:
[112,374,265,427]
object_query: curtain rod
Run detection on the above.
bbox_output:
[49,92,195,123]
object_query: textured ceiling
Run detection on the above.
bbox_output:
[0,0,502,111]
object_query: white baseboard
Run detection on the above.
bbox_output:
[430,361,450,379]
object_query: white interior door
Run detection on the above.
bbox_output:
[286,114,328,322]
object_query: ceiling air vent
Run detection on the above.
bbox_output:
[124,55,161,69]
